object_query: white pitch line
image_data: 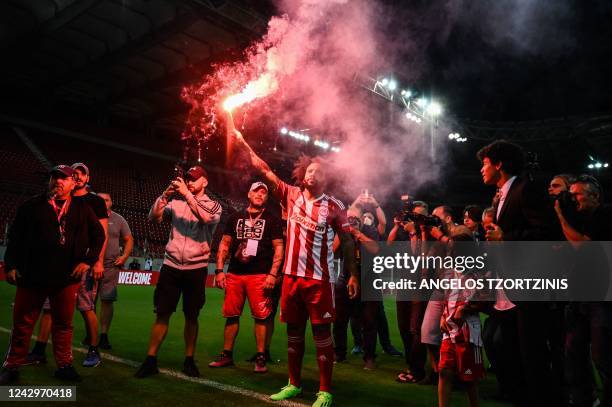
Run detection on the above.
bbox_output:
[0,327,307,406]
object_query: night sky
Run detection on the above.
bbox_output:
[385,0,612,121]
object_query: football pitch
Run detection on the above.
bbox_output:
[0,284,511,406]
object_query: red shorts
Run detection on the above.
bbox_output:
[222,273,272,320]
[439,338,485,382]
[280,275,335,325]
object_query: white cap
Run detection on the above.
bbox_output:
[249,182,268,192]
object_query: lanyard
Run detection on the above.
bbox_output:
[247,208,264,227]
[49,197,71,245]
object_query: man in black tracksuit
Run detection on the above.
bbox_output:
[0,165,105,384]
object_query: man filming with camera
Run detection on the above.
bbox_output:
[135,165,221,379]
[554,174,611,407]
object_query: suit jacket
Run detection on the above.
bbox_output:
[496,175,555,241]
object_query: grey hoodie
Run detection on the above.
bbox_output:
[152,193,221,270]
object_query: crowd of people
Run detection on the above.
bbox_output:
[1,116,610,407]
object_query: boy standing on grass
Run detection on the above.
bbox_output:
[438,227,487,407]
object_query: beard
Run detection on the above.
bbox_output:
[249,200,265,209]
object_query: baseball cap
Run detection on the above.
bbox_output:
[249,182,268,192]
[71,162,89,175]
[185,165,207,181]
[50,165,75,178]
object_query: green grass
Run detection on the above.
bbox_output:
[0,284,511,406]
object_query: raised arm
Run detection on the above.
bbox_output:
[225,110,283,198]
[149,184,175,223]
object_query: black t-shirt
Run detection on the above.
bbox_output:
[578,205,610,241]
[224,209,283,275]
[73,192,108,220]
[568,205,611,299]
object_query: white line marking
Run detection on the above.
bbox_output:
[0,327,307,406]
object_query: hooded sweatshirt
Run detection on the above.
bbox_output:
[154,193,221,270]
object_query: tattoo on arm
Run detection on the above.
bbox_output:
[217,235,232,269]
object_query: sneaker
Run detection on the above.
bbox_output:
[363,358,376,370]
[182,358,200,377]
[208,352,234,368]
[134,356,159,378]
[312,391,333,407]
[98,335,112,350]
[82,350,101,367]
[351,345,363,355]
[54,365,82,382]
[0,368,19,385]
[24,352,47,365]
[247,350,272,363]
[270,383,302,401]
[382,345,403,357]
[254,354,268,373]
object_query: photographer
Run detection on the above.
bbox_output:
[392,200,430,383]
[547,173,576,398]
[333,206,380,369]
[548,173,576,197]
[135,165,221,379]
[352,190,387,236]
[554,175,611,407]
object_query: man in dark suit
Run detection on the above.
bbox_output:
[477,140,559,407]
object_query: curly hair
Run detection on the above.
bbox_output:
[291,154,326,186]
[476,139,525,176]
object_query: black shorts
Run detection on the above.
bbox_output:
[154,265,207,319]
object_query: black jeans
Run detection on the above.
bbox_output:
[396,300,426,377]
[482,309,523,402]
[350,301,393,350]
[484,304,562,407]
[334,286,378,361]
[566,302,612,407]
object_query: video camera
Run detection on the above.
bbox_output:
[395,195,442,228]
[551,190,577,221]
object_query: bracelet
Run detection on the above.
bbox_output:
[214,268,224,275]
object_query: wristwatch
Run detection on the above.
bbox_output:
[214,268,224,275]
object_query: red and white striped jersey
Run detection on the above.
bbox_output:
[278,181,349,282]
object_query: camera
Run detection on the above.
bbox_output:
[395,195,442,228]
[551,190,577,221]
[174,161,186,180]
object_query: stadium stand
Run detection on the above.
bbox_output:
[0,128,239,259]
